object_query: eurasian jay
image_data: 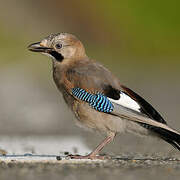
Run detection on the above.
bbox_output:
[28,33,180,159]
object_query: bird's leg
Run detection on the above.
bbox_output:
[68,132,116,160]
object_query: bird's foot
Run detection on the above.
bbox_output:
[67,154,110,160]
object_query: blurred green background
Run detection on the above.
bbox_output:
[0,0,180,154]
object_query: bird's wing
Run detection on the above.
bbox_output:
[66,60,166,123]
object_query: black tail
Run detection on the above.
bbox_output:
[154,127,180,151]
[140,123,180,151]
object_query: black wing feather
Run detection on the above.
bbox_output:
[121,85,167,124]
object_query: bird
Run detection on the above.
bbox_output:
[28,33,180,159]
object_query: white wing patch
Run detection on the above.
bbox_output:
[109,92,141,112]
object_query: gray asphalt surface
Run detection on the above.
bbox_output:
[0,136,179,180]
[0,156,180,180]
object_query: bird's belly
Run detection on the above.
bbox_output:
[72,102,126,134]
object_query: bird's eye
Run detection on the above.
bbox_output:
[55,43,62,49]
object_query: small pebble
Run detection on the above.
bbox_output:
[0,149,7,156]
[56,156,62,161]
[64,151,69,155]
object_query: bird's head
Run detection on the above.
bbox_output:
[28,33,87,62]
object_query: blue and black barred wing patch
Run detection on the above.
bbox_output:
[72,88,114,113]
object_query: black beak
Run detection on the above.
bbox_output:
[28,42,52,52]
[28,41,64,61]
